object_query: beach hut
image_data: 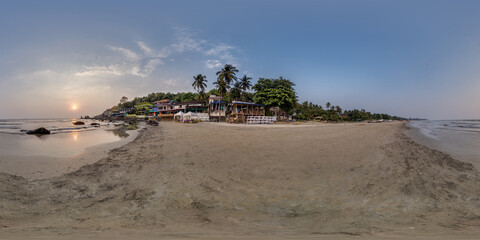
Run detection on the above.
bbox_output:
[174,111,185,122]
[229,101,265,123]
[209,100,229,122]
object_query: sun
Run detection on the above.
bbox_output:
[71,105,77,110]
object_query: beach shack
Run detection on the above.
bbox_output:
[109,106,124,118]
[208,95,229,122]
[229,101,265,123]
[120,107,134,116]
[153,99,176,120]
[269,106,288,121]
[135,102,153,118]
[103,108,111,117]
[150,99,169,117]
[183,100,208,113]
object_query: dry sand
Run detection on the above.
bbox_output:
[1,122,480,239]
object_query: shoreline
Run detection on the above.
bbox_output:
[1,121,480,239]
[405,121,480,170]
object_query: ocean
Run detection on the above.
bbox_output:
[0,118,107,135]
[406,120,480,169]
[0,118,139,179]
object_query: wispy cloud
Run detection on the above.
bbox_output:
[205,59,223,69]
[136,41,155,56]
[74,41,165,78]
[73,27,241,79]
[171,27,239,69]
[171,27,206,53]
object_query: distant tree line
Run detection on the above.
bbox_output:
[295,101,405,122]
[117,92,200,109]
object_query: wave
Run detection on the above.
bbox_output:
[0,131,23,135]
[0,126,20,129]
[0,123,22,126]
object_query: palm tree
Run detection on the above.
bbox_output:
[336,106,342,114]
[192,74,207,102]
[215,64,239,99]
[230,82,242,100]
[213,79,227,100]
[326,102,331,109]
[239,75,252,99]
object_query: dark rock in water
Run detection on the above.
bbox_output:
[26,127,51,135]
[73,121,85,125]
[91,123,100,126]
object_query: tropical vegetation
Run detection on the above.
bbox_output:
[114,63,404,122]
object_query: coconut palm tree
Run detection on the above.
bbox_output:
[326,102,331,109]
[230,82,243,100]
[213,79,227,100]
[336,106,342,114]
[239,75,252,99]
[192,74,207,102]
[215,64,238,99]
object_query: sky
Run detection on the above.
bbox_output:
[1,0,480,120]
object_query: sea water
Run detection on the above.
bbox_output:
[407,120,480,169]
[0,118,139,178]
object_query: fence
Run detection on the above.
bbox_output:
[246,116,276,124]
[182,112,210,122]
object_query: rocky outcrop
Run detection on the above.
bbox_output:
[26,127,51,135]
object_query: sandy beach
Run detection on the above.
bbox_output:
[1,122,480,239]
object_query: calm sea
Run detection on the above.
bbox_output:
[0,118,132,157]
[407,120,480,169]
[0,118,107,135]
[0,118,139,178]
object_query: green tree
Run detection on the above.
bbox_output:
[252,77,297,113]
[192,74,208,103]
[215,64,238,99]
[120,96,128,104]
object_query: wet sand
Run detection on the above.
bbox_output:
[1,122,480,239]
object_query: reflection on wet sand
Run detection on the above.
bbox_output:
[72,132,78,141]
[106,128,130,138]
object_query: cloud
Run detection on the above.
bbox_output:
[171,27,206,53]
[205,44,234,58]
[170,27,239,68]
[74,65,123,77]
[136,41,154,56]
[75,41,166,78]
[108,46,140,61]
[73,27,241,80]
[205,59,223,69]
